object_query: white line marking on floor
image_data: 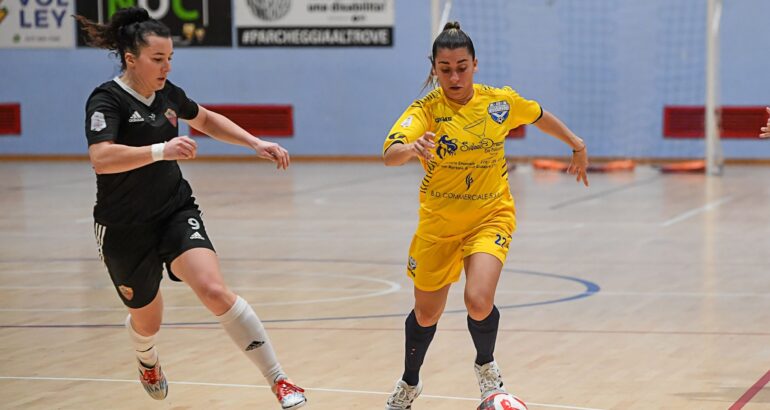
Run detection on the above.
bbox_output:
[660,196,734,227]
[0,375,607,410]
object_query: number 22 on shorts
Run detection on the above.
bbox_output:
[494,233,511,249]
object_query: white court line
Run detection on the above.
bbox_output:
[516,223,585,235]
[3,285,767,299]
[660,195,734,227]
[0,376,606,410]
[0,271,400,312]
[493,290,770,298]
[0,270,400,312]
[3,290,769,312]
[0,285,383,292]
[2,287,768,298]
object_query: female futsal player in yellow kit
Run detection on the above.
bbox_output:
[382,22,589,410]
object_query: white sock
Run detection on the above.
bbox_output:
[218,296,286,384]
[125,314,158,368]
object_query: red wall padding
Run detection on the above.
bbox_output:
[664,106,768,139]
[190,105,293,137]
[0,103,21,135]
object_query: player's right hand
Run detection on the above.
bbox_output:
[164,136,198,160]
[411,132,436,161]
[568,146,589,187]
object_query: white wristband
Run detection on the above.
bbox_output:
[151,142,165,162]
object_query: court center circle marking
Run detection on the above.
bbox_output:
[0,261,601,410]
[0,270,401,312]
[0,259,600,321]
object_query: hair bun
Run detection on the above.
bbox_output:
[112,7,151,28]
[443,21,461,31]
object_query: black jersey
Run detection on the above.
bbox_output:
[85,78,200,226]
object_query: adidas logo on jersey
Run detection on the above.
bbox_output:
[246,340,265,351]
[189,232,205,240]
[128,111,144,123]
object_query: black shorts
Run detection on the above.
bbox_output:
[94,204,215,309]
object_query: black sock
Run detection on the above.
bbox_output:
[401,310,437,386]
[467,305,500,366]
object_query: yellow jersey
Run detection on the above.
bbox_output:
[384,84,542,241]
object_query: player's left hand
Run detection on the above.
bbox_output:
[760,107,770,138]
[568,145,589,187]
[253,139,290,169]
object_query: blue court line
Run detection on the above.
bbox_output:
[0,264,599,329]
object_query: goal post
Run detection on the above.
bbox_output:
[705,0,724,176]
[426,0,725,172]
[431,0,453,40]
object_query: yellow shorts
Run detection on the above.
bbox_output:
[406,221,514,291]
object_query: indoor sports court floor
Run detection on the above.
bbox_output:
[1,160,769,409]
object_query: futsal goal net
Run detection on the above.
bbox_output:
[430,0,731,174]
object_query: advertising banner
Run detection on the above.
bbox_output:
[75,0,232,47]
[235,0,394,47]
[0,0,75,48]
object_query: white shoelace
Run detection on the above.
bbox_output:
[478,365,503,393]
[389,384,418,407]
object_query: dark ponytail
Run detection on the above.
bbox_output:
[423,21,476,90]
[74,7,171,71]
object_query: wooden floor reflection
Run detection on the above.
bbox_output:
[2,161,769,409]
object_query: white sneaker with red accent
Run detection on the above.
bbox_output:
[385,379,422,410]
[272,377,307,409]
[137,359,168,400]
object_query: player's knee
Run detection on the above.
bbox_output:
[199,282,232,306]
[414,306,442,326]
[133,318,162,336]
[465,293,494,320]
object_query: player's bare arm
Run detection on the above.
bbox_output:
[88,137,197,174]
[533,110,589,186]
[383,132,435,166]
[187,105,290,169]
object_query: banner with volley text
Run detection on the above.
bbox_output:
[0,0,75,48]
